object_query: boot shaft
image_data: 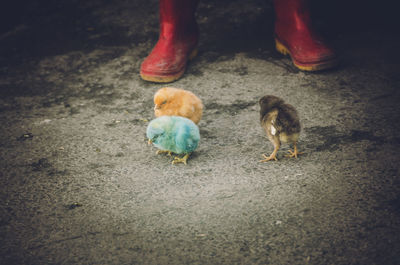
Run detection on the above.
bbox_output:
[274,0,312,31]
[159,0,199,39]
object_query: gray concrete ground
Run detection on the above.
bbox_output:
[1,0,400,264]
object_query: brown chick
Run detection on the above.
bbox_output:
[154,87,203,124]
[259,95,303,162]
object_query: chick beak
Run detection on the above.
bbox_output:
[148,139,152,145]
[154,105,160,110]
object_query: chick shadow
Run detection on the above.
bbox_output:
[303,125,390,153]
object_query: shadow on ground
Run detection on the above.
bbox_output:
[1,0,400,264]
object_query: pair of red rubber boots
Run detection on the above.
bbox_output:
[140,0,337,83]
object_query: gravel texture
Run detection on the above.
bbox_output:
[1,0,399,264]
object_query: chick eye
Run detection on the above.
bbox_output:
[161,100,167,105]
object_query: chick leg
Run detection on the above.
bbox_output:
[172,153,190,165]
[260,137,280,162]
[156,150,172,156]
[285,143,304,159]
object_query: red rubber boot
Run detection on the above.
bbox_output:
[274,0,337,71]
[140,0,199,83]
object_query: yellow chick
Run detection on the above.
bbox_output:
[154,87,203,124]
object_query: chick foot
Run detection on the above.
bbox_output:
[172,153,190,165]
[260,153,278,162]
[156,150,172,156]
[285,146,304,159]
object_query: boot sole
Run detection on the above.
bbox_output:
[275,38,337,71]
[140,48,198,83]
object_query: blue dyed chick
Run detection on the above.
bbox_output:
[147,116,200,165]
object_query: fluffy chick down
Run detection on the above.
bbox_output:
[154,87,203,124]
[147,116,200,165]
[259,95,302,161]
